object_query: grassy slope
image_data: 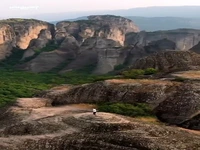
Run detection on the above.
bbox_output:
[0,69,117,107]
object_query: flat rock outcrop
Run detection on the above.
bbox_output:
[39,79,200,130]
[40,79,178,108]
[0,98,200,150]
[15,98,52,108]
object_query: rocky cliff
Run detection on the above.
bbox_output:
[125,29,200,51]
[0,19,54,60]
[56,15,139,46]
[131,51,200,72]
[17,15,139,73]
[1,16,200,74]
[190,41,200,54]
[59,37,125,74]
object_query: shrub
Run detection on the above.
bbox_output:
[98,103,154,117]
[121,68,158,78]
[122,69,145,79]
[144,68,158,75]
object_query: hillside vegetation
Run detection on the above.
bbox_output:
[0,70,118,107]
[0,46,117,107]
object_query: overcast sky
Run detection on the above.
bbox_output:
[1,0,200,19]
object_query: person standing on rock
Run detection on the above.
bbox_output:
[93,108,97,115]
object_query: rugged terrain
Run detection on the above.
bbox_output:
[20,15,139,73]
[0,97,200,150]
[0,19,54,60]
[1,15,200,74]
[0,14,200,150]
[36,77,200,131]
[131,51,200,72]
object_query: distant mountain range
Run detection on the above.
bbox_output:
[30,6,200,21]
[44,6,200,31]
[51,16,200,31]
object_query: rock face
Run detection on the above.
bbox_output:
[18,15,139,73]
[60,37,124,74]
[0,98,200,150]
[125,29,200,51]
[0,24,15,60]
[2,16,200,74]
[39,79,200,130]
[132,51,200,72]
[0,19,54,60]
[22,29,53,60]
[155,82,200,129]
[20,50,69,73]
[190,42,200,54]
[56,15,140,46]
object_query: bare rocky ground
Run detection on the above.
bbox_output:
[171,70,200,80]
[0,98,200,150]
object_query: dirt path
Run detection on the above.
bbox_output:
[179,127,200,135]
[25,104,96,121]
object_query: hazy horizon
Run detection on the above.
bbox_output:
[1,0,200,19]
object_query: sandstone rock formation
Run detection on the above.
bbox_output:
[0,24,15,60]
[60,37,124,74]
[125,29,200,51]
[155,81,200,129]
[190,41,200,54]
[2,16,200,74]
[17,15,139,73]
[53,26,200,74]
[132,51,200,72]
[0,19,54,60]
[0,98,200,150]
[56,15,140,46]
[19,50,69,73]
[40,79,178,108]
[22,29,53,60]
